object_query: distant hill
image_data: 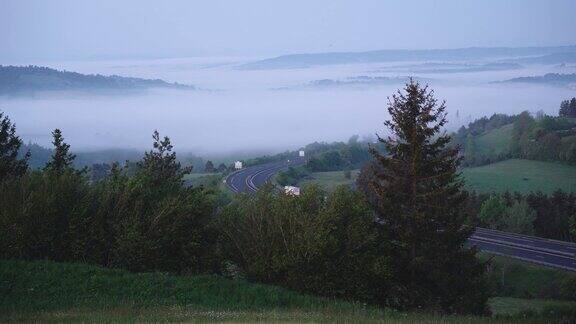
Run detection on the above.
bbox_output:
[500,73,576,87]
[240,45,576,70]
[511,52,576,65]
[372,62,522,74]
[0,65,195,95]
[276,76,429,90]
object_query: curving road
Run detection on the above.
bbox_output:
[225,160,576,271]
[225,157,306,194]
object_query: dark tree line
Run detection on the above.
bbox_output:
[559,97,576,118]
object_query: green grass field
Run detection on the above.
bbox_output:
[462,159,576,193]
[294,159,576,194]
[299,170,360,191]
[475,124,513,155]
[4,260,576,322]
[0,260,484,323]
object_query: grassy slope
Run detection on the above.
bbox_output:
[299,170,360,191]
[462,159,576,193]
[298,159,576,194]
[0,260,384,322]
[6,260,575,322]
[475,124,513,155]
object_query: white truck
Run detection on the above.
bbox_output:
[284,186,301,196]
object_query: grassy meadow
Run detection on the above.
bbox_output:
[475,124,514,156]
[2,260,576,322]
[462,159,576,193]
[299,170,360,191]
[294,159,576,194]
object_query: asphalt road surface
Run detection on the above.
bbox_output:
[225,160,576,271]
[225,157,306,194]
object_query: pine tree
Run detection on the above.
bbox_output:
[0,111,29,179]
[44,129,75,174]
[217,163,228,173]
[138,130,191,185]
[365,80,487,314]
[204,160,215,173]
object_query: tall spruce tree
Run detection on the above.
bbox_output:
[365,80,487,314]
[44,129,75,174]
[0,111,29,179]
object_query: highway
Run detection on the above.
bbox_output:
[225,159,576,271]
[225,157,306,194]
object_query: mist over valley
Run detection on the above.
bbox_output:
[2,48,575,157]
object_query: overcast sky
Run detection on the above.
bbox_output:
[2,0,576,61]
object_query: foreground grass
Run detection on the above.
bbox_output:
[461,159,576,193]
[2,260,576,322]
[489,297,576,317]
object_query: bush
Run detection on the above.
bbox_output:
[215,184,392,305]
[276,166,310,186]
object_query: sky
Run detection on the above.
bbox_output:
[1,0,576,62]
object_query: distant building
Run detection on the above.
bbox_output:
[284,186,300,196]
[299,150,305,157]
[234,161,243,170]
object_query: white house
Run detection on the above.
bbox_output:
[299,150,305,157]
[284,186,300,196]
[234,161,243,170]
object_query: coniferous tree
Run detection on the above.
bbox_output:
[217,163,228,173]
[44,128,75,174]
[559,97,576,118]
[138,130,192,187]
[0,111,29,179]
[363,80,487,314]
[204,160,215,173]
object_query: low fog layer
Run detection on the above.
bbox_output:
[1,57,575,155]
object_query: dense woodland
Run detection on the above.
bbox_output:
[1,86,576,316]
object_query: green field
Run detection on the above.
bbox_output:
[2,260,575,322]
[462,159,576,193]
[475,124,513,155]
[299,170,360,191]
[0,260,478,323]
[294,159,576,194]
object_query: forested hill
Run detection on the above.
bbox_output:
[0,65,195,95]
